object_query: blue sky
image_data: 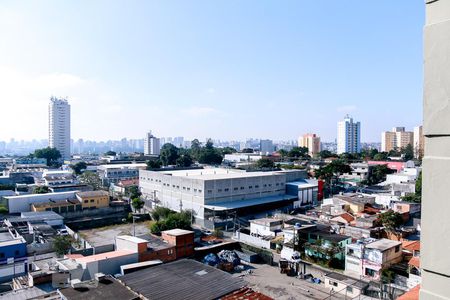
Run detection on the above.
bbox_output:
[0,1,424,142]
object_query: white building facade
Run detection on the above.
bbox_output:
[144,131,161,156]
[337,115,361,154]
[48,97,71,160]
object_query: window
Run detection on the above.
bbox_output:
[208,190,212,194]
[84,200,88,203]
[240,187,244,190]
[198,190,202,193]
[224,188,229,192]
[365,268,376,277]
[249,186,253,189]
[90,199,94,203]
[234,187,238,191]
[329,280,338,287]
[255,185,259,188]
[346,286,353,293]
[395,245,400,253]
[218,189,222,192]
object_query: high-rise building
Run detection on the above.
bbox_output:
[173,137,184,148]
[259,139,274,155]
[337,115,361,154]
[381,127,413,152]
[48,97,71,160]
[421,1,450,298]
[144,131,160,156]
[298,133,321,157]
[413,125,424,159]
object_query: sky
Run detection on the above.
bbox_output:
[0,1,424,143]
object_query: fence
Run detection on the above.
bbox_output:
[233,231,271,249]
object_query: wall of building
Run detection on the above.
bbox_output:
[6,192,77,213]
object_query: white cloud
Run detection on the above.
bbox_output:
[337,105,357,113]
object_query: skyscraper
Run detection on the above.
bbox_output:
[259,139,274,155]
[48,97,71,160]
[144,131,161,155]
[381,127,413,152]
[298,133,321,157]
[413,125,424,159]
[337,115,361,154]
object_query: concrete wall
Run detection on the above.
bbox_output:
[6,192,77,213]
[421,1,450,299]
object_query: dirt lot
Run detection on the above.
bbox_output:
[233,263,346,300]
[78,221,152,247]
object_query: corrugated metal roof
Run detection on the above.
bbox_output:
[121,259,244,300]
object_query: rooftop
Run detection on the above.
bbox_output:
[120,259,244,300]
[74,250,135,263]
[76,190,109,198]
[162,228,194,236]
[154,168,284,180]
[249,218,283,226]
[366,238,401,251]
[402,240,421,252]
[98,163,147,169]
[325,272,368,289]
[59,275,138,300]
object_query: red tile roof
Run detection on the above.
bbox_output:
[221,287,273,300]
[408,256,420,269]
[402,241,421,252]
[339,213,355,223]
[397,285,420,300]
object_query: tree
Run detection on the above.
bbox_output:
[288,147,309,159]
[277,149,288,159]
[315,160,351,197]
[71,162,87,175]
[33,186,50,194]
[53,235,74,256]
[401,172,422,203]
[401,144,414,161]
[79,171,102,190]
[220,147,237,155]
[128,186,141,199]
[176,154,193,167]
[379,210,403,232]
[151,206,174,221]
[364,165,393,185]
[319,150,335,159]
[373,152,389,161]
[197,140,223,165]
[255,158,275,169]
[32,147,61,167]
[105,151,117,156]
[150,221,167,235]
[190,139,202,160]
[146,159,162,170]
[241,148,254,153]
[0,206,8,214]
[160,143,180,166]
[131,197,145,212]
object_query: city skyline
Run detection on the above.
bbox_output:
[0,1,423,142]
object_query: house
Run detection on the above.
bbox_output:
[161,229,195,259]
[333,194,376,214]
[324,272,368,298]
[75,191,110,209]
[249,218,283,237]
[402,241,420,258]
[297,224,352,263]
[345,238,403,280]
[407,256,421,289]
[0,226,27,283]
[331,213,355,226]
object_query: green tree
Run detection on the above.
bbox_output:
[176,154,193,167]
[255,158,275,169]
[160,143,180,166]
[319,150,335,159]
[220,147,237,155]
[71,162,87,175]
[105,151,117,156]
[53,235,74,256]
[146,159,162,170]
[150,221,167,235]
[288,147,309,159]
[0,206,8,214]
[190,139,202,160]
[277,149,288,159]
[373,152,389,161]
[32,147,61,166]
[151,206,174,221]
[79,171,102,190]
[315,160,351,196]
[197,140,223,165]
[379,210,403,232]
[415,171,422,197]
[131,197,145,212]
[364,165,393,185]
[33,186,50,194]
[401,144,414,161]
[128,186,141,199]
[241,148,254,153]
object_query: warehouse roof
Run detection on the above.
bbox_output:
[120,259,244,300]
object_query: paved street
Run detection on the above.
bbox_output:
[233,263,346,300]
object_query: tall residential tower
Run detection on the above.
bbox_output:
[298,133,321,157]
[144,131,161,156]
[48,97,71,160]
[337,115,361,154]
